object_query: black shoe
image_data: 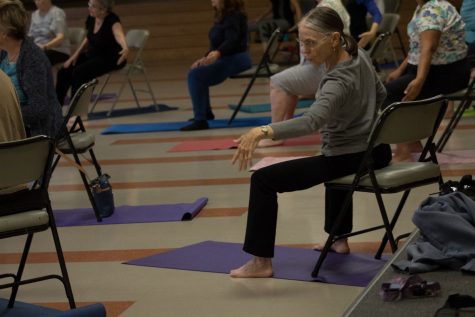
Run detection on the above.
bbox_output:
[180,120,209,131]
[188,113,215,121]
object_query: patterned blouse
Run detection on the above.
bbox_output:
[407,0,467,65]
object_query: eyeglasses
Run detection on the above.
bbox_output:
[296,35,329,48]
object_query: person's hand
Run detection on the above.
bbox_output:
[63,57,76,69]
[385,68,403,83]
[191,57,206,69]
[232,127,263,171]
[117,47,129,65]
[402,78,424,102]
[358,31,377,48]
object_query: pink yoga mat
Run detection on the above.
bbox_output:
[168,134,321,152]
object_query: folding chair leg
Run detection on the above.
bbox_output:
[88,148,103,177]
[8,233,33,308]
[127,77,141,109]
[436,100,472,152]
[373,191,398,258]
[143,70,158,107]
[49,206,76,308]
[228,74,260,125]
[90,75,111,113]
[51,153,61,174]
[374,190,411,259]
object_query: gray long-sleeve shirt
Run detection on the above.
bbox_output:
[270,48,386,156]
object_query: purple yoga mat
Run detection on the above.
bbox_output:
[125,241,386,286]
[53,197,208,227]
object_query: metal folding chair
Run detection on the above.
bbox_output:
[89,29,157,116]
[0,136,75,309]
[52,79,105,222]
[312,95,447,278]
[228,24,284,125]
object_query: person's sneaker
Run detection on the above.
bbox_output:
[180,120,209,131]
[188,113,215,121]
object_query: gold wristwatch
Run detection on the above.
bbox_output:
[260,125,270,137]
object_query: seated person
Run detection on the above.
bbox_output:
[0,0,62,138]
[28,0,71,66]
[181,0,252,131]
[345,0,382,48]
[461,0,475,68]
[0,69,27,195]
[0,69,25,142]
[259,0,350,147]
[229,7,391,278]
[384,0,470,161]
[56,0,128,106]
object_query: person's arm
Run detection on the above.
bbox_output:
[232,125,274,171]
[112,22,129,65]
[42,8,68,50]
[358,0,382,48]
[63,36,88,68]
[402,29,440,101]
[385,57,408,83]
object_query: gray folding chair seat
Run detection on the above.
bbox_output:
[312,95,448,278]
[0,136,75,309]
[57,131,95,153]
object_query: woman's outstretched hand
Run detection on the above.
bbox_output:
[232,127,264,171]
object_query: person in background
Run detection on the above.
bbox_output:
[0,0,62,138]
[28,0,70,66]
[259,0,350,147]
[460,0,475,67]
[55,0,128,106]
[229,7,391,278]
[384,0,470,162]
[344,0,382,48]
[0,69,25,142]
[181,0,252,131]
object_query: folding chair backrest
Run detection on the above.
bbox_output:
[384,0,400,13]
[125,29,150,67]
[68,27,85,47]
[258,21,281,62]
[0,136,52,188]
[367,32,392,60]
[373,95,446,145]
[57,79,97,138]
[378,13,400,33]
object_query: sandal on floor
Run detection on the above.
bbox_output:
[379,274,441,302]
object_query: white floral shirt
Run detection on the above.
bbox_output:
[319,0,351,35]
[407,0,467,65]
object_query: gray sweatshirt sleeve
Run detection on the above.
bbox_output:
[270,77,348,140]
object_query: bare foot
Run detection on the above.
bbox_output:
[257,139,284,148]
[392,154,413,162]
[230,257,273,278]
[313,238,350,254]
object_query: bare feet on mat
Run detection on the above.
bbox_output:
[230,257,273,278]
[257,139,284,148]
[313,238,350,254]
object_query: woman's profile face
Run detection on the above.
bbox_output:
[211,0,222,9]
[297,25,333,65]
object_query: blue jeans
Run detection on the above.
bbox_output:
[187,52,252,121]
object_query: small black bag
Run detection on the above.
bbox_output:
[440,175,475,201]
[90,174,114,218]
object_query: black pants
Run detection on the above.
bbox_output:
[383,58,470,108]
[45,50,69,66]
[56,52,125,105]
[243,144,392,258]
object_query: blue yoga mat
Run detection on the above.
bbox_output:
[0,299,105,317]
[125,240,386,286]
[53,197,208,227]
[88,104,177,120]
[101,116,271,134]
[228,99,314,113]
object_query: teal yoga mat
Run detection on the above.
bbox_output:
[228,99,314,113]
[101,116,271,134]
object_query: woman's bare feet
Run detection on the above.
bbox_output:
[257,139,284,148]
[230,257,273,278]
[313,238,350,254]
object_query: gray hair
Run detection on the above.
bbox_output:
[299,6,358,56]
[95,0,114,12]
